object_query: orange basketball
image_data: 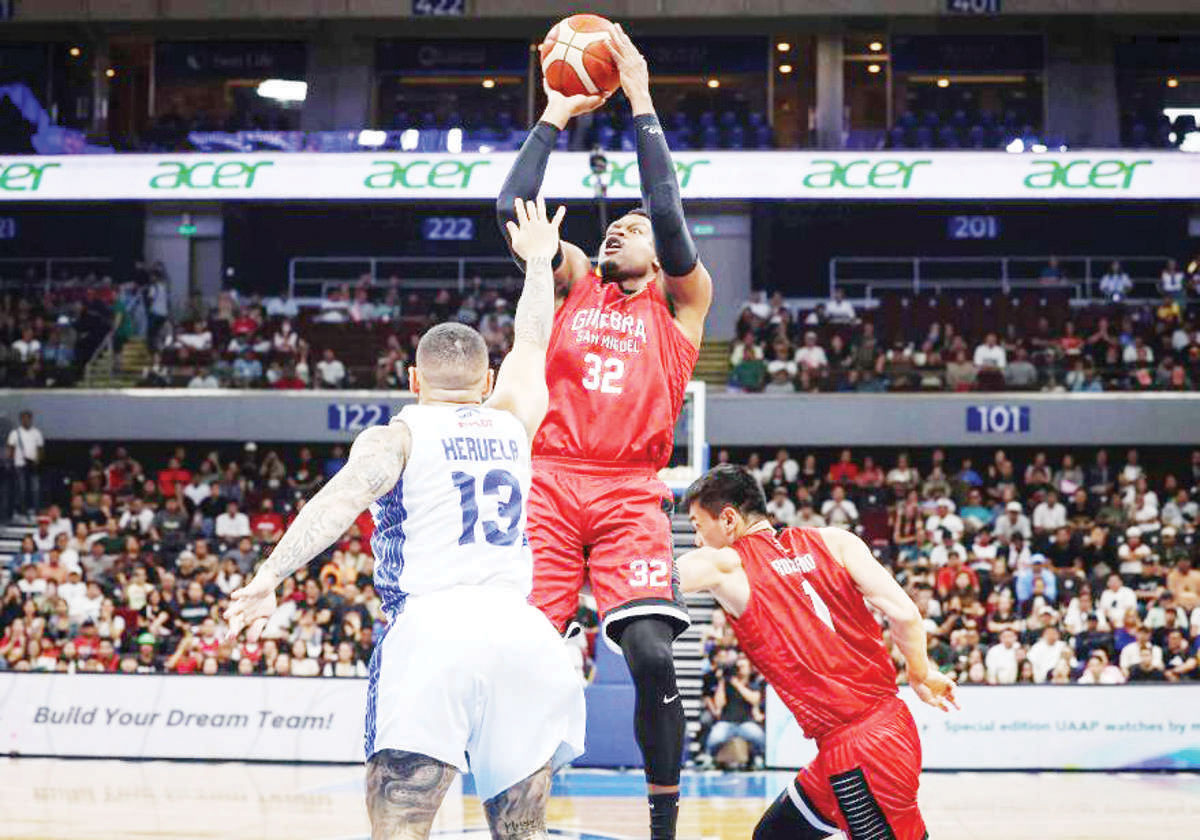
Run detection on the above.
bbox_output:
[539,14,620,98]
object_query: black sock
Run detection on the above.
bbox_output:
[649,791,679,840]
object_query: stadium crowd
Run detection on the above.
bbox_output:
[0,279,119,388]
[141,280,522,390]
[731,259,1200,394]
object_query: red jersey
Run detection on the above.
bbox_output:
[534,273,698,468]
[728,527,898,741]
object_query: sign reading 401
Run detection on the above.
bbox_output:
[967,405,1030,434]
[946,0,1001,13]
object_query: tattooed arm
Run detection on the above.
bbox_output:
[223,422,410,641]
[485,197,563,441]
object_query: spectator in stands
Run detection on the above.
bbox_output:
[825,287,857,324]
[1099,572,1138,627]
[944,349,976,391]
[973,333,1007,371]
[315,348,347,389]
[820,485,859,530]
[704,655,765,768]
[993,501,1032,544]
[1039,257,1065,284]
[1160,260,1187,304]
[7,410,44,522]
[1100,261,1133,303]
[187,366,219,388]
[926,498,964,541]
[1033,490,1068,535]
[215,501,251,541]
[761,448,799,485]
[272,319,299,356]
[792,331,828,375]
[1004,347,1038,390]
[740,291,771,321]
[765,486,796,528]
[985,628,1020,684]
[826,449,858,485]
[1077,650,1124,684]
[762,361,795,394]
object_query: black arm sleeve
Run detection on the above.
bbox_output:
[496,121,564,271]
[633,113,698,278]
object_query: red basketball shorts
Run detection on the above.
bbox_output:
[791,697,927,840]
[527,457,690,651]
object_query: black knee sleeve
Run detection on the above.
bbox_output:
[617,617,685,787]
[754,788,835,840]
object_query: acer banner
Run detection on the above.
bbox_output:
[0,151,1197,201]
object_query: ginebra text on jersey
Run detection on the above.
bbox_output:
[570,308,649,354]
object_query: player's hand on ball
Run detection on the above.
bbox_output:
[914,670,960,713]
[223,569,279,643]
[542,77,609,127]
[605,24,651,110]
[505,196,566,262]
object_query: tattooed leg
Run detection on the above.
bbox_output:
[366,749,457,840]
[483,762,553,840]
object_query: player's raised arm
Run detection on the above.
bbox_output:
[223,423,410,641]
[818,527,960,712]
[496,80,603,294]
[485,197,564,440]
[607,24,713,346]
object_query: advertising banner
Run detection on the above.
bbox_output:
[0,151,1196,201]
[766,685,1200,771]
[0,673,366,762]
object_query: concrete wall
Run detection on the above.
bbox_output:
[4,389,1198,447]
[17,0,1200,22]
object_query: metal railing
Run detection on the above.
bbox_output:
[830,255,1176,302]
[0,257,115,294]
[287,256,520,301]
[82,326,117,388]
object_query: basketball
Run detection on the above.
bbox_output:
[539,14,620,98]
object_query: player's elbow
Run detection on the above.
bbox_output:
[887,599,923,628]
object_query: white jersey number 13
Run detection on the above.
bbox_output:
[582,353,624,394]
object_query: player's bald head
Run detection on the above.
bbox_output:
[414,322,489,391]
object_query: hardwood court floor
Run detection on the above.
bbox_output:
[2,759,1199,839]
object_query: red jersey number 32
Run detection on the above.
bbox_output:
[582,353,624,394]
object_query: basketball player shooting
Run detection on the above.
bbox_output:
[678,466,958,840]
[496,24,713,840]
[224,198,585,840]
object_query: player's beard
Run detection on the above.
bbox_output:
[599,256,643,288]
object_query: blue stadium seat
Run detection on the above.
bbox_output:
[967,125,986,148]
[726,124,745,149]
[897,112,917,130]
[888,126,908,148]
[937,125,960,149]
[700,124,720,149]
[719,110,737,129]
[754,124,772,149]
[699,111,716,130]
[914,125,934,148]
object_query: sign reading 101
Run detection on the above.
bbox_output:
[967,405,1030,434]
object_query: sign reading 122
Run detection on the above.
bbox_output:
[946,0,1001,12]
[328,404,392,432]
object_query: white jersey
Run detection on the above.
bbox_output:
[369,403,532,618]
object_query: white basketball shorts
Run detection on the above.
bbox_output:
[364,584,585,802]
